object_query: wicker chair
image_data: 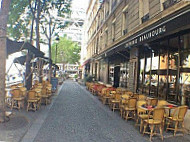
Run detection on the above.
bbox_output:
[123,98,137,121]
[119,94,130,118]
[138,94,147,100]
[143,107,165,141]
[19,87,27,97]
[110,93,121,112]
[41,88,49,105]
[147,98,158,106]
[27,90,39,111]
[136,100,149,133]
[11,88,25,110]
[166,105,188,136]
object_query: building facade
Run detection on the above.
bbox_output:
[84,0,190,128]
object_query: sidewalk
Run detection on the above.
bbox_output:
[0,85,62,142]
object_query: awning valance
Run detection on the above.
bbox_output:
[13,55,26,65]
[6,38,44,57]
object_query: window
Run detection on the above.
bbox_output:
[139,0,149,23]
[105,1,110,18]
[112,18,116,42]
[122,5,128,35]
[112,0,117,10]
[105,27,108,47]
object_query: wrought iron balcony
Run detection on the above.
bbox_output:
[141,13,149,23]
[163,0,180,10]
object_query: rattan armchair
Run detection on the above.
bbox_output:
[41,88,49,105]
[143,107,165,141]
[27,90,39,111]
[147,98,158,106]
[123,98,137,121]
[119,94,130,118]
[136,100,149,133]
[138,94,147,100]
[166,105,188,136]
[110,93,121,112]
[11,88,25,110]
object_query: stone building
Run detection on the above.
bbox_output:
[84,0,190,129]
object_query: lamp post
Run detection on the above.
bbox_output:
[53,36,60,77]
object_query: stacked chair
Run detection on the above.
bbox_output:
[8,80,53,112]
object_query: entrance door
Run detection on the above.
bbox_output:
[114,66,120,88]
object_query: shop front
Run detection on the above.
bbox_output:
[123,7,190,106]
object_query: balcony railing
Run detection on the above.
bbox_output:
[141,13,149,23]
[163,0,180,10]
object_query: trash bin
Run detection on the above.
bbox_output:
[51,77,58,92]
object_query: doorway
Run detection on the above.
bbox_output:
[114,66,120,87]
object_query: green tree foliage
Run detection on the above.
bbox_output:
[7,0,71,42]
[7,0,30,40]
[51,36,81,64]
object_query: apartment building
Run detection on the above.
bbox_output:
[84,0,190,129]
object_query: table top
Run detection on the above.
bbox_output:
[140,104,177,111]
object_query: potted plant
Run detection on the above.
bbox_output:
[74,74,78,82]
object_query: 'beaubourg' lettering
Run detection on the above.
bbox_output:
[126,25,166,47]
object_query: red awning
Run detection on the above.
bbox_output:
[81,59,91,67]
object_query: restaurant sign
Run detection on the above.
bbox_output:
[125,25,167,47]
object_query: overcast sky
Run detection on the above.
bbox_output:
[72,0,89,10]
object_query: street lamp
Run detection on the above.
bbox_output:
[53,36,60,77]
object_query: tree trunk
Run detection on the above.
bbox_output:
[48,38,52,81]
[48,17,52,81]
[25,10,35,90]
[36,0,42,83]
[0,0,12,122]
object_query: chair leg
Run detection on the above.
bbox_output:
[174,121,178,136]
[182,121,185,136]
[112,103,115,112]
[143,122,147,136]
[11,100,14,110]
[120,108,123,118]
[159,124,164,141]
[27,102,29,111]
[140,119,143,133]
[126,111,129,121]
[135,116,139,126]
[150,125,154,141]
[166,120,170,132]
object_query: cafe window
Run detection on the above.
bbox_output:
[179,33,190,107]
[120,62,129,88]
[138,33,190,107]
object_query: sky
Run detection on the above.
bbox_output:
[72,0,89,10]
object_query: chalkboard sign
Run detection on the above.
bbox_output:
[51,77,58,91]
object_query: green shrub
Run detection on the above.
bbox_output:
[84,75,93,82]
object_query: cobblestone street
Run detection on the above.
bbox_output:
[25,80,190,142]
[1,80,190,142]
[31,80,147,142]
